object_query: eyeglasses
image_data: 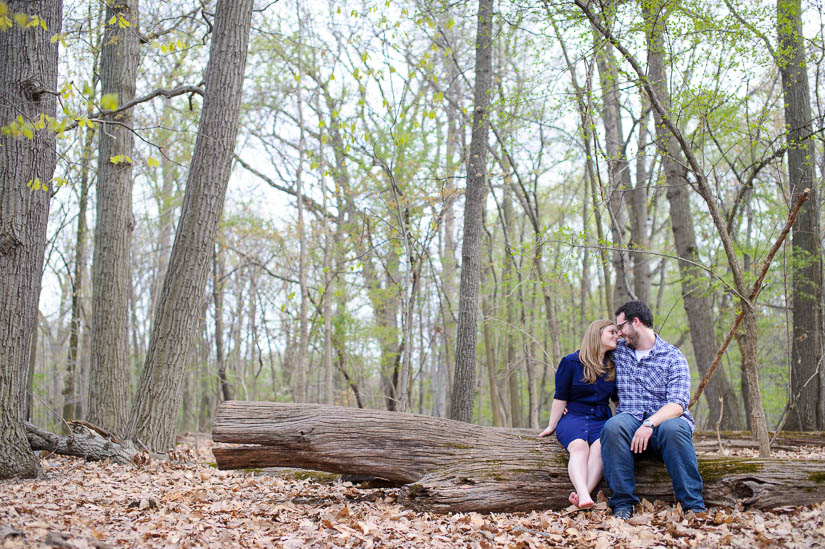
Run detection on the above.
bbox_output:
[616,320,630,329]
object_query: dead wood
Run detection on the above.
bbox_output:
[507,428,825,452]
[25,421,136,465]
[212,401,825,513]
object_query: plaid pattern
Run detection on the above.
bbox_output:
[613,336,695,431]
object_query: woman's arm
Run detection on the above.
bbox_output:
[538,398,568,437]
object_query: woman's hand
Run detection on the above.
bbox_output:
[539,399,568,438]
[538,424,555,437]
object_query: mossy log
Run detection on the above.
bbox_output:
[508,428,825,452]
[211,401,825,513]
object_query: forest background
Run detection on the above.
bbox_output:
[4,0,825,463]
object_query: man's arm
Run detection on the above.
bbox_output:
[630,403,685,453]
[630,350,691,453]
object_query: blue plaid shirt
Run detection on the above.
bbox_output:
[613,335,695,431]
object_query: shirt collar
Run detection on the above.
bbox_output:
[618,334,665,356]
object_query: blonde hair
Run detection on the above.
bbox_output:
[579,319,616,384]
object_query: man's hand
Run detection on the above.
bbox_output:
[631,424,653,453]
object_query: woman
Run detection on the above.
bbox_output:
[539,320,619,509]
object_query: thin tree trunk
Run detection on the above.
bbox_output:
[777,0,824,430]
[438,21,461,417]
[630,97,652,304]
[317,113,334,407]
[592,23,634,307]
[213,242,231,402]
[0,0,62,479]
[294,4,309,404]
[63,124,94,424]
[481,262,505,427]
[451,0,493,423]
[88,0,140,437]
[126,0,254,452]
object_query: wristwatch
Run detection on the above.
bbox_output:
[642,419,655,428]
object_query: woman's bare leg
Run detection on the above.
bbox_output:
[567,439,594,508]
[585,439,604,495]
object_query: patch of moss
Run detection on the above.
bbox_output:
[698,459,762,482]
[286,470,340,483]
[808,472,825,484]
[444,442,474,450]
[406,483,424,496]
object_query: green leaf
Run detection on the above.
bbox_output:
[147,156,160,168]
[100,93,118,111]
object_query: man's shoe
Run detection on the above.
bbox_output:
[613,507,633,520]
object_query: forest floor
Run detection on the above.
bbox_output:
[1,437,824,548]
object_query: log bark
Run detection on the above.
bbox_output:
[211,402,825,513]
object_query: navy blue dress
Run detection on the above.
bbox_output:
[554,351,618,447]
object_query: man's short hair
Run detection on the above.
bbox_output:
[615,300,654,328]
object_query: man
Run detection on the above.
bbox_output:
[600,301,705,519]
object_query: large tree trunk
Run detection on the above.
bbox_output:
[777,0,824,430]
[212,402,825,514]
[0,0,62,479]
[451,0,493,423]
[126,0,254,452]
[643,2,743,430]
[87,0,140,437]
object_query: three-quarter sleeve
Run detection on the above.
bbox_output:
[554,356,573,400]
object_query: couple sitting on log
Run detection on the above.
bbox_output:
[539,300,706,520]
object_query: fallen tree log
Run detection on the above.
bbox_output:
[212,401,825,513]
[25,421,136,465]
[507,428,825,452]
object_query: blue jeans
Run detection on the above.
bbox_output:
[601,413,705,511]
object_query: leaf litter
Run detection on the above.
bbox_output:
[0,438,823,548]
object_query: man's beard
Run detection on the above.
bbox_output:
[624,328,638,349]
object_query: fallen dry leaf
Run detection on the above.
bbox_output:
[0,439,823,548]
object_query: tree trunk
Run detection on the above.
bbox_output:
[211,402,825,514]
[592,24,634,308]
[294,8,309,403]
[0,0,62,479]
[212,242,231,402]
[437,29,461,418]
[126,0,254,452]
[777,0,824,430]
[481,262,506,427]
[451,0,493,423]
[63,110,96,425]
[629,98,651,304]
[88,0,140,437]
[643,1,743,430]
